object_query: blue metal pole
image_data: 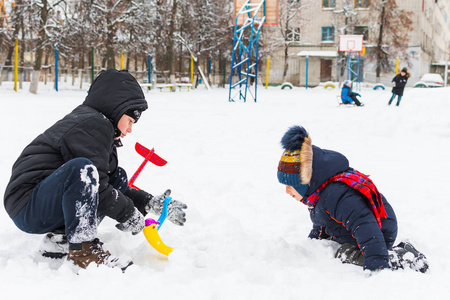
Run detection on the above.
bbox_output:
[208,56,212,75]
[147,53,151,90]
[305,56,309,89]
[254,31,260,102]
[55,44,58,92]
[357,54,361,91]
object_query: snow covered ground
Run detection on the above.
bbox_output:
[0,81,449,299]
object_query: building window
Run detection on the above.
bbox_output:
[286,27,301,41]
[355,0,369,8]
[321,26,335,42]
[354,26,369,41]
[323,0,336,8]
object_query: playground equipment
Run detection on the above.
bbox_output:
[55,44,59,92]
[229,0,278,101]
[14,39,18,92]
[128,142,174,255]
[174,33,211,90]
[228,0,266,102]
[324,81,336,89]
[339,35,364,92]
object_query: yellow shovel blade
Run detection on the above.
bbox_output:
[143,224,173,256]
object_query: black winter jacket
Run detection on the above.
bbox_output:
[391,73,409,96]
[4,69,148,223]
[305,146,398,271]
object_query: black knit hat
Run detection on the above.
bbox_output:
[124,108,143,123]
[401,67,407,73]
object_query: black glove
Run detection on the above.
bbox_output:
[116,207,145,235]
[145,189,187,226]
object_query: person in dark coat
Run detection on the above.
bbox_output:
[277,125,428,272]
[388,67,410,106]
[3,69,187,270]
[340,80,364,106]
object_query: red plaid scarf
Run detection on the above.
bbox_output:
[303,168,387,229]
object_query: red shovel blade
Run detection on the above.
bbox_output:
[135,142,167,166]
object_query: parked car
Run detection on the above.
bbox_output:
[414,73,444,88]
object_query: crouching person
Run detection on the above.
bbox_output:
[341,80,364,106]
[3,69,187,271]
[277,126,428,273]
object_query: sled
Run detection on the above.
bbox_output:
[336,95,356,106]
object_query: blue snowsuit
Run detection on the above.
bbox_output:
[341,86,361,105]
[305,146,398,271]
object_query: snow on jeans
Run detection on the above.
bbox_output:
[13,157,101,244]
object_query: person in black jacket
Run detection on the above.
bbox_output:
[277,125,428,273]
[3,69,187,271]
[388,67,410,106]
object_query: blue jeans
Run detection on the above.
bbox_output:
[388,93,402,106]
[13,158,128,244]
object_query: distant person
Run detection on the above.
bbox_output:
[341,80,364,106]
[277,125,428,273]
[388,67,410,106]
[3,69,187,271]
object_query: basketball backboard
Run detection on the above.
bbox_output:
[233,0,279,26]
[339,35,364,52]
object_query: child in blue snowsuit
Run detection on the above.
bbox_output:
[341,80,364,106]
[277,126,428,272]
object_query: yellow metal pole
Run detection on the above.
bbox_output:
[14,38,18,92]
[191,55,194,84]
[265,57,270,89]
[120,50,124,70]
[395,58,399,74]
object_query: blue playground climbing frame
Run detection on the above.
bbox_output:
[229,0,266,102]
[346,52,361,92]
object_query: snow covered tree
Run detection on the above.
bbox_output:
[177,0,233,83]
[84,0,144,69]
[367,0,413,79]
[151,0,232,85]
[10,0,68,93]
[1,0,17,81]
[0,0,8,53]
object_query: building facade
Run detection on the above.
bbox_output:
[263,0,450,87]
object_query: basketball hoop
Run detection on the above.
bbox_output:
[339,35,364,53]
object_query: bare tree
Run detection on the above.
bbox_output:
[367,0,413,80]
[16,0,68,94]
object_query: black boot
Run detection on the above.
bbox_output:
[39,232,69,259]
[390,241,429,273]
[335,243,364,267]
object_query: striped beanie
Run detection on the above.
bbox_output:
[277,126,313,196]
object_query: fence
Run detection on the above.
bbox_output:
[0,64,235,90]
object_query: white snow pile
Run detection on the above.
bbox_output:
[1,82,449,299]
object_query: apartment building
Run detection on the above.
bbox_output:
[263,0,450,86]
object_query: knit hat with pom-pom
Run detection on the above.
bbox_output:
[277,126,313,196]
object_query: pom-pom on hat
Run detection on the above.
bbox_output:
[277,126,313,196]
